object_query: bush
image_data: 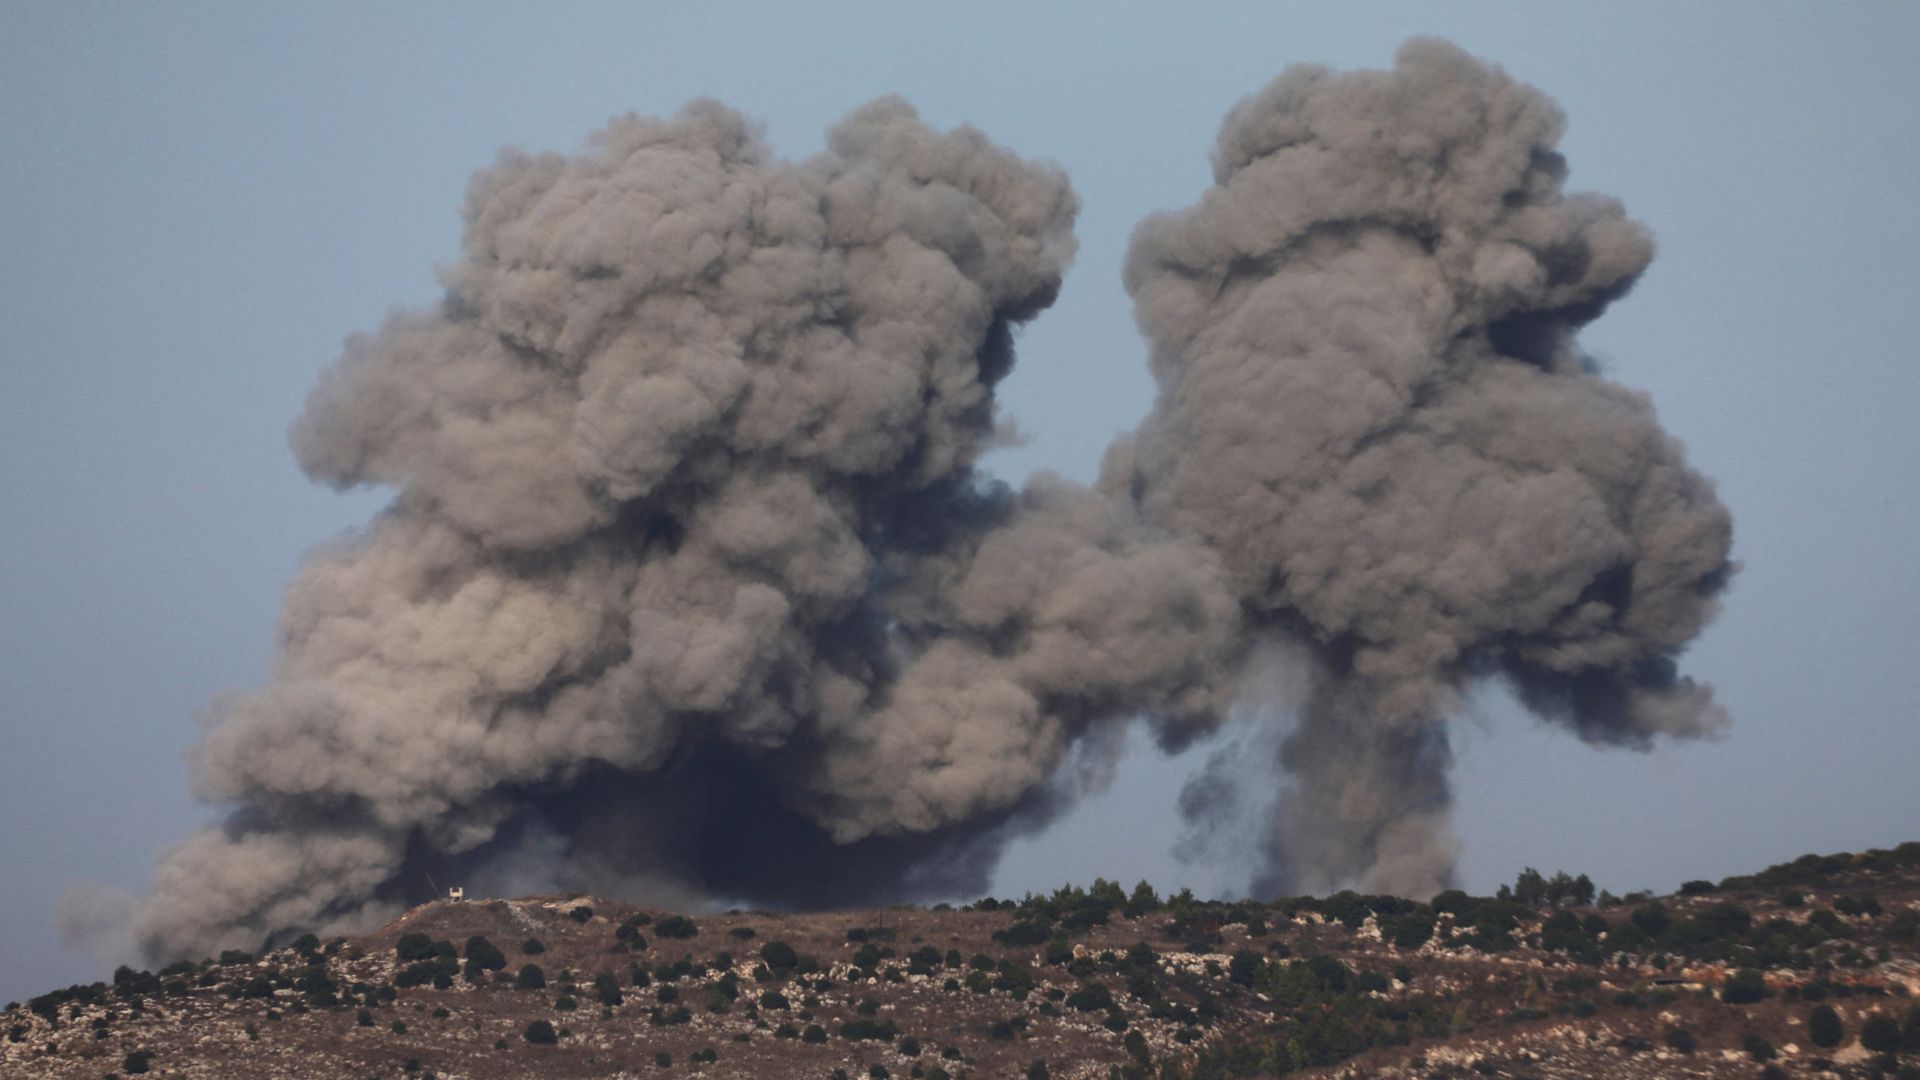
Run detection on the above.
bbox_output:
[515,964,545,990]
[1861,1014,1903,1054]
[840,1018,898,1041]
[395,933,438,963]
[760,941,799,971]
[993,922,1052,947]
[1026,1062,1050,1080]
[1809,1004,1844,1048]
[1663,1026,1695,1053]
[1742,1032,1775,1061]
[654,915,698,939]
[802,1023,827,1044]
[464,935,507,980]
[524,1019,558,1044]
[654,1051,672,1066]
[1065,982,1114,1012]
[521,938,545,955]
[356,1007,373,1027]
[568,905,594,923]
[123,1050,152,1074]
[1722,969,1770,1004]
[593,972,624,1006]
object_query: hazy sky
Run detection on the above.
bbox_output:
[3,2,1917,1004]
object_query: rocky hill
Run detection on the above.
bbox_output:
[8,845,1920,1079]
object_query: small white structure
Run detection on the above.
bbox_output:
[447,886,465,902]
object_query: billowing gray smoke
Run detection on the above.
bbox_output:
[128,97,1241,961]
[1112,39,1732,897]
[118,39,1729,963]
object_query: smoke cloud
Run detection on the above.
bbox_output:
[117,39,1729,962]
[1113,39,1733,896]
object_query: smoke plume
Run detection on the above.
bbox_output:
[1112,39,1733,896]
[118,39,1729,962]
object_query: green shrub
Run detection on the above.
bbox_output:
[123,1050,152,1074]
[515,964,545,989]
[1741,1032,1775,1061]
[356,1008,373,1027]
[1065,982,1114,1012]
[802,1023,827,1044]
[521,938,544,955]
[1722,969,1770,1004]
[568,905,594,923]
[993,922,1051,947]
[395,933,437,962]
[759,940,798,971]
[1808,1004,1844,1048]
[839,1018,898,1041]
[1861,1014,1902,1054]
[524,1019,557,1044]
[654,915,698,939]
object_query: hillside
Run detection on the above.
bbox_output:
[7,845,1920,1079]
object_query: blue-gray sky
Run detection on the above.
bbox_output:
[3,2,1916,1004]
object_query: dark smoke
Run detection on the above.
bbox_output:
[109,40,1729,963]
[1111,39,1733,896]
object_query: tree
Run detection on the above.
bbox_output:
[1125,881,1160,918]
[1570,874,1596,906]
[1512,868,1547,908]
[1808,1004,1844,1049]
[524,1019,558,1044]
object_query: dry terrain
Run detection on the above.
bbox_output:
[7,845,1920,1079]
